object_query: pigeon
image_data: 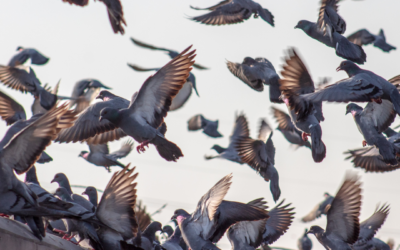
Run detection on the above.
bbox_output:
[317,0,346,40]
[302,192,334,222]
[295,20,366,64]
[190,0,274,26]
[162,225,174,238]
[227,199,295,250]
[139,221,164,250]
[79,140,134,171]
[130,38,208,70]
[171,174,269,250]
[62,0,126,34]
[82,186,98,207]
[226,57,282,103]
[235,119,281,202]
[366,238,392,250]
[353,204,390,250]
[205,113,249,164]
[0,65,58,110]
[297,229,312,250]
[31,81,73,115]
[162,226,183,250]
[187,114,222,138]
[69,79,111,114]
[8,47,49,67]
[307,172,362,250]
[347,29,396,52]
[345,102,397,166]
[127,64,199,111]
[271,107,311,150]
[279,48,326,163]
[98,46,196,162]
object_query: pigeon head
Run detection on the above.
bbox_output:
[96,90,115,101]
[16,46,24,51]
[295,20,312,31]
[336,61,361,77]
[323,192,331,198]
[242,57,256,65]
[89,80,111,90]
[171,209,190,225]
[82,186,97,197]
[51,173,68,185]
[211,145,226,154]
[99,107,120,123]
[307,226,325,236]
[162,225,174,238]
[145,221,164,234]
[346,103,363,116]
[54,187,71,201]
[79,151,89,159]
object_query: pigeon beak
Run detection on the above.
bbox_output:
[336,66,342,72]
[171,215,177,220]
[82,191,86,195]
[95,94,102,100]
[99,116,104,122]
[50,179,55,183]
[294,24,299,29]
[345,110,350,115]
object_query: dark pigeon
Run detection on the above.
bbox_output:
[297,229,312,250]
[279,48,326,163]
[347,29,396,52]
[226,57,282,103]
[8,47,49,67]
[69,79,111,114]
[140,222,164,250]
[82,186,98,207]
[205,113,249,164]
[99,46,196,162]
[307,172,362,250]
[295,20,366,64]
[31,81,73,116]
[190,0,274,26]
[79,140,134,171]
[130,37,208,70]
[171,174,269,250]
[317,0,346,40]
[162,226,184,250]
[235,119,281,202]
[302,192,334,222]
[187,114,222,138]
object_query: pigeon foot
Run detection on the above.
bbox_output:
[0,213,9,218]
[362,140,367,147]
[372,98,382,104]
[136,140,150,153]
[301,132,310,141]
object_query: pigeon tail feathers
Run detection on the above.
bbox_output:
[152,136,183,162]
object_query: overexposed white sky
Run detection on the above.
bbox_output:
[1,0,400,249]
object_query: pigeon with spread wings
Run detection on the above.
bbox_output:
[8,47,49,67]
[188,114,222,138]
[347,29,396,53]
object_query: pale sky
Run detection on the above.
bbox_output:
[1,0,400,249]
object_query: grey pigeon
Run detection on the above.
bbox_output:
[162,226,183,250]
[297,229,312,250]
[8,47,49,67]
[317,0,346,40]
[79,140,134,171]
[98,46,196,162]
[82,186,98,207]
[226,57,282,103]
[0,65,58,110]
[271,107,311,150]
[190,0,274,26]
[302,193,334,222]
[205,113,249,164]
[187,114,222,138]
[367,238,391,250]
[69,79,111,114]
[353,204,390,250]
[345,102,397,166]
[235,119,281,202]
[295,20,366,64]
[307,172,362,250]
[31,81,73,115]
[62,0,126,34]
[227,199,295,250]
[171,174,269,250]
[140,221,164,250]
[162,225,174,238]
[128,64,199,111]
[279,49,326,163]
[130,38,208,70]
[347,29,396,53]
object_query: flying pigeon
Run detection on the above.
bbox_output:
[31,81,73,116]
[301,192,334,222]
[190,0,274,26]
[297,229,312,250]
[8,47,49,67]
[235,119,281,202]
[69,79,111,114]
[279,48,326,163]
[317,0,346,40]
[347,29,396,52]
[79,140,134,171]
[187,114,222,138]
[171,174,269,250]
[226,57,282,103]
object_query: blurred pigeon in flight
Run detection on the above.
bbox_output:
[187,114,222,138]
[8,47,49,67]
[347,29,396,52]
[302,192,334,222]
[298,229,312,250]
[317,0,346,40]
[69,79,111,114]
[31,81,73,115]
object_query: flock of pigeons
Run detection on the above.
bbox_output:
[0,0,399,249]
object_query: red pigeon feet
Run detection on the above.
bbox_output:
[302,132,311,141]
[362,140,367,147]
[136,140,150,153]
[371,98,382,104]
[0,213,9,218]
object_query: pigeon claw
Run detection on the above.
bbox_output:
[0,213,9,218]
[301,132,310,141]
[371,98,382,104]
[362,140,367,147]
[136,140,150,154]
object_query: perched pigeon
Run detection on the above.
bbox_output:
[227,199,295,250]
[297,229,312,250]
[235,119,281,202]
[226,57,282,103]
[279,49,326,163]
[79,140,134,171]
[162,225,174,238]
[130,38,208,70]
[187,114,222,138]
[139,221,164,250]
[82,186,99,207]
[62,0,126,34]
[162,226,183,250]
[295,20,366,64]
[302,193,334,222]
[98,46,196,162]
[128,64,199,111]
[347,29,396,52]
[317,0,346,40]
[69,79,111,114]
[8,47,49,67]
[190,0,274,26]
[345,102,397,166]
[171,174,269,250]
[205,113,249,164]
[307,172,362,250]
[271,107,311,150]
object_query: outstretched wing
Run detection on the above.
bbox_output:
[0,90,26,125]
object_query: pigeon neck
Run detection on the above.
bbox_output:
[25,167,40,185]
[88,192,98,207]
[345,68,361,77]
[59,179,73,195]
